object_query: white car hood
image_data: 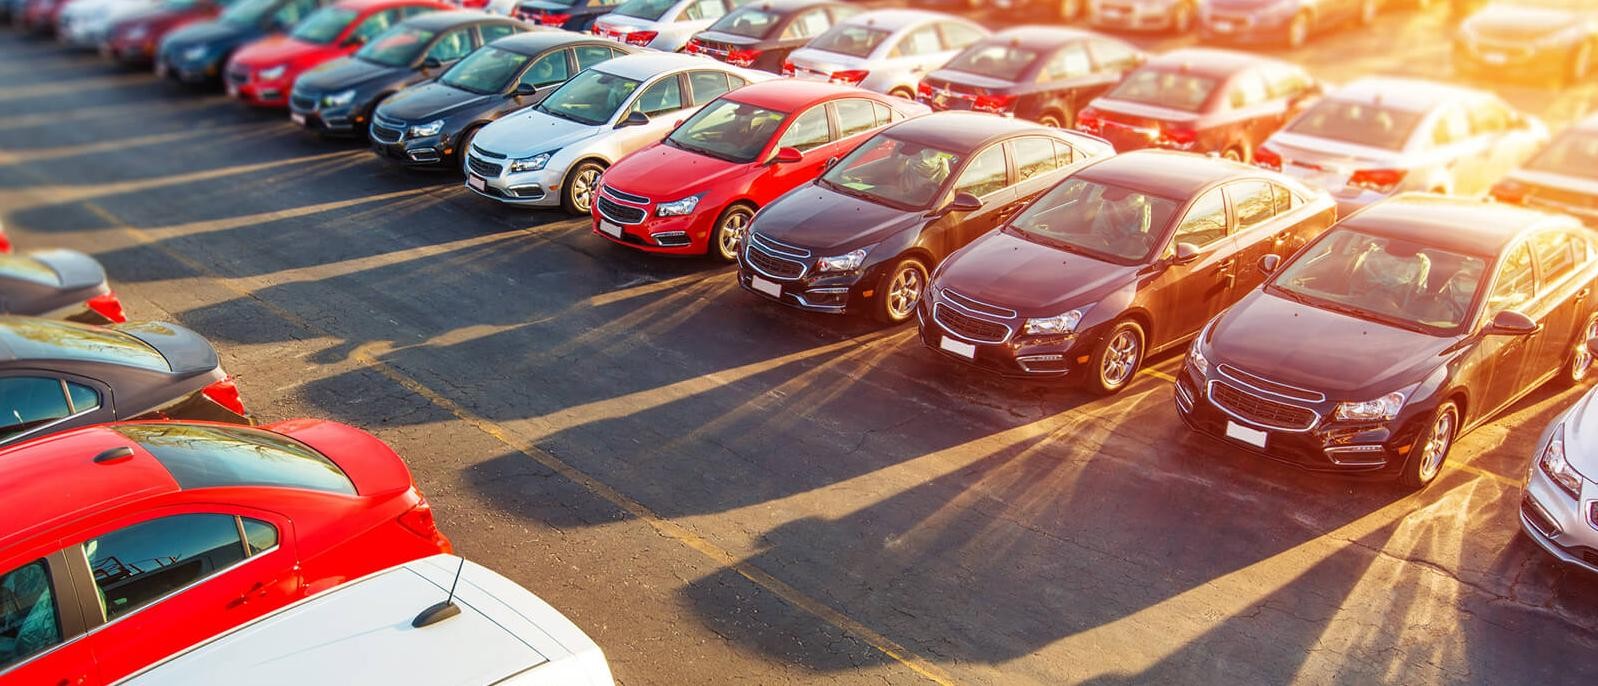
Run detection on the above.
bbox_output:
[1562,388,1598,479]
[472,109,603,159]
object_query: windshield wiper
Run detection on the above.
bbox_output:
[818,177,886,205]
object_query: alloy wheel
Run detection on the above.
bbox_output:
[887,265,923,321]
[716,209,750,262]
[570,168,600,214]
[1417,408,1456,483]
[1101,328,1141,389]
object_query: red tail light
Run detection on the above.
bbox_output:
[973,93,1016,114]
[623,30,658,47]
[86,292,126,323]
[1157,125,1197,148]
[1491,180,1527,204]
[398,495,453,553]
[590,23,603,35]
[725,47,762,68]
[781,59,795,77]
[0,231,10,254]
[1254,144,1283,171]
[1349,168,1407,194]
[202,375,248,416]
[1075,108,1102,133]
[684,38,704,55]
[531,11,570,25]
[916,81,932,99]
[828,69,868,86]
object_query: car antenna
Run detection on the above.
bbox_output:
[412,557,467,628]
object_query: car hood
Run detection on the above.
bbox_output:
[380,81,499,122]
[1208,289,1457,396]
[602,143,749,199]
[470,108,600,158]
[231,34,325,67]
[296,55,398,91]
[752,185,923,253]
[29,249,109,290]
[165,19,254,48]
[935,229,1134,313]
[1464,5,1582,41]
[1560,388,1598,477]
[114,320,221,376]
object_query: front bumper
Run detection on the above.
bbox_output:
[1088,5,1177,31]
[106,34,159,63]
[157,49,224,84]
[590,188,713,255]
[735,237,874,315]
[289,93,357,134]
[226,66,291,107]
[1198,13,1295,44]
[464,152,561,206]
[914,294,1094,379]
[57,20,107,47]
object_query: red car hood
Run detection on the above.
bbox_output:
[232,35,341,69]
[604,143,753,201]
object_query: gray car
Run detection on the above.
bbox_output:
[783,8,988,99]
[1523,367,1598,574]
[0,249,126,325]
[590,0,743,52]
[0,317,251,447]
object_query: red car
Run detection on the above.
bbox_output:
[224,0,448,107]
[0,225,10,253]
[16,0,74,34]
[1074,48,1320,164]
[104,0,231,66]
[0,420,452,685]
[595,80,928,261]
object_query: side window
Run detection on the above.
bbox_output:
[1010,137,1060,182]
[1088,39,1138,71]
[351,8,400,42]
[1227,180,1276,231]
[242,519,279,555]
[687,70,731,104]
[631,76,685,116]
[574,45,613,71]
[519,50,570,88]
[682,0,726,21]
[954,145,1008,198]
[872,101,894,126]
[427,29,473,62]
[1532,231,1579,285]
[0,560,61,672]
[1227,72,1269,110]
[1043,43,1091,81]
[1052,139,1075,165]
[1487,243,1537,313]
[1261,64,1313,100]
[479,23,519,44]
[777,106,832,152]
[1173,189,1229,247]
[1271,183,1296,213]
[1468,98,1511,137]
[84,514,248,621]
[936,22,983,51]
[727,74,748,89]
[0,377,73,442]
[1431,106,1472,147]
[834,98,879,138]
[891,25,942,58]
[67,382,100,414]
[271,0,316,28]
[782,9,829,40]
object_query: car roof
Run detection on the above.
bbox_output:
[596,51,713,79]
[881,111,1054,153]
[723,80,879,110]
[0,425,181,552]
[839,8,954,31]
[401,9,510,31]
[1142,47,1286,78]
[491,29,617,54]
[1325,77,1485,113]
[1076,149,1264,198]
[1344,193,1581,256]
[988,25,1102,49]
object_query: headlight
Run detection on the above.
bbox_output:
[408,119,444,137]
[257,64,287,81]
[1539,422,1584,499]
[1333,392,1407,423]
[655,194,703,217]
[815,248,868,273]
[1024,310,1083,336]
[1188,341,1209,377]
[181,45,208,61]
[321,89,356,108]
[507,153,551,173]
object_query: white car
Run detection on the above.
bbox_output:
[56,0,157,48]
[1256,76,1549,215]
[115,555,615,686]
[464,52,774,214]
[591,0,742,53]
[783,8,987,100]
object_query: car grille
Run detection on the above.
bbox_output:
[471,145,506,160]
[941,288,1016,319]
[290,93,317,111]
[934,303,1009,344]
[745,234,809,280]
[1208,381,1318,432]
[602,184,649,205]
[467,155,503,178]
[1216,364,1325,402]
[596,194,646,225]
[370,115,404,144]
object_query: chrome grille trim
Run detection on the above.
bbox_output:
[467,155,503,178]
[933,302,1011,344]
[745,238,808,281]
[1216,364,1325,402]
[748,233,811,259]
[471,145,507,160]
[601,184,649,205]
[940,288,1017,319]
[1206,379,1319,433]
[596,194,646,226]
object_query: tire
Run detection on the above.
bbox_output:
[889,87,916,101]
[1221,143,1250,164]
[1170,2,1194,33]
[1558,315,1598,387]
[710,203,754,262]
[872,257,928,325]
[1039,109,1072,129]
[1087,319,1145,396]
[561,160,605,216]
[1357,0,1378,25]
[1398,402,1458,489]
[1284,12,1310,48]
[457,125,481,171]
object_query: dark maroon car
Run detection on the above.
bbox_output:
[1074,48,1320,164]
[103,0,231,66]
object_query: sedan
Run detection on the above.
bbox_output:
[464,52,773,214]
[512,0,617,30]
[1492,112,1598,227]
[595,81,926,261]
[1075,48,1320,164]
[1198,0,1381,49]
[103,0,230,67]
[0,249,127,324]
[0,419,452,685]
[1178,195,1598,488]
[56,0,159,50]
[1088,0,1197,33]
[1256,77,1547,216]
[1522,378,1598,575]
[590,0,739,52]
[290,11,529,135]
[782,8,987,100]
[1454,0,1597,84]
[921,150,1336,394]
[684,0,860,74]
[737,112,1114,324]
[156,0,332,85]
[371,33,633,168]
[917,26,1143,129]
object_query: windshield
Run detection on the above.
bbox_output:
[220,0,276,25]
[536,69,641,126]
[1105,68,1217,113]
[944,44,1039,81]
[613,0,676,20]
[290,6,356,44]
[820,136,961,210]
[667,99,787,163]
[441,46,530,94]
[355,26,434,67]
[1286,99,1423,151]
[707,7,777,39]
[1525,129,1598,178]
[1007,178,1181,264]
[1270,227,1487,333]
[808,24,891,58]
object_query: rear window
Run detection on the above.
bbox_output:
[0,256,60,286]
[807,24,890,58]
[944,43,1038,81]
[0,318,169,372]
[1285,99,1424,151]
[113,424,357,495]
[1105,68,1217,113]
[707,7,777,39]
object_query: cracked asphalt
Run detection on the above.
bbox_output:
[4,5,1598,684]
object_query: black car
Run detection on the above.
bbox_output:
[512,0,618,31]
[369,32,632,167]
[291,11,531,136]
[155,0,327,85]
[918,26,1143,129]
[0,250,127,325]
[737,112,1116,324]
[0,317,251,447]
[684,0,860,74]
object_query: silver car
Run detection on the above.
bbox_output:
[590,0,743,53]
[1256,76,1549,216]
[464,52,774,214]
[1523,374,1598,575]
[56,0,156,48]
[783,8,987,100]
[1087,0,1196,33]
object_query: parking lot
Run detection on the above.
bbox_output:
[4,4,1598,683]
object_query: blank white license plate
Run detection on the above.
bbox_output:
[1225,421,1268,449]
[939,336,975,359]
[226,83,239,97]
[750,276,781,298]
[290,112,306,126]
[599,220,622,238]
[467,175,487,191]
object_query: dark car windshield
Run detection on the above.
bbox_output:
[0,318,170,372]
[613,0,676,20]
[112,424,357,495]
[1105,68,1217,113]
[666,98,786,163]
[356,26,435,67]
[1285,99,1424,151]
[820,135,962,210]
[290,6,356,43]
[221,0,278,25]
[536,69,641,125]
[440,46,530,94]
[807,24,890,58]
[1525,129,1598,178]
[1270,227,1488,334]
[943,43,1040,81]
[707,7,779,39]
[1007,178,1181,264]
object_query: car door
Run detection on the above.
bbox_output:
[752,101,836,203]
[1147,187,1240,345]
[936,143,1014,257]
[1527,229,1594,379]
[0,552,98,686]
[1226,69,1284,152]
[345,7,403,49]
[0,373,115,447]
[422,24,475,72]
[512,47,571,101]
[1005,135,1072,209]
[614,72,692,150]
[1036,41,1096,122]
[1429,102,1490,194]
[1224,179,1297,295]
[1477,241,1539,416]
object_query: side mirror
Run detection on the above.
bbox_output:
[616,110,650,129]
[772,146,803,164]
[1485,310,1541,336]
[1171,242,1201,265]
[947,192,983,214]
[1257,253,1281,275]
[421,56,441,70]
[514,82,538,95]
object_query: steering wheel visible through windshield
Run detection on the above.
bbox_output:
[666,99,786,163]
[441,46,530,94]
[536,69,642,126]
[820,136,961,210]
[1007,178,1180,264]
[1269,227,1487,333]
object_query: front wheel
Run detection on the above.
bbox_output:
[889,87,916,101]
[872,257,928,325]
[1399,402,1458,489]
[1039,109,1073,129]
[562,160,605,215]
[711,204,754,262]
[1087,319,1145,395]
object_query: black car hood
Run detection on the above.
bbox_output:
[165,19,259,50]
[378,81,499,122]
[936,229,1134,314]
[1208,289,1459,396]
[297,56,403,92]
[753,185,925,254]
[115,321,220,376]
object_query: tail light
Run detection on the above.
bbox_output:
[684,38,704,55]
[85,292,126,323]
[201,375,248,416]
[1349,168,1406,194]
[0,231,10,254]
[725,47,761,68]
[781,59,795,77]
[398,494,453,553]
[590,24,603,35]
[623,30,658,47]
[1491,180,1526,204]
[828,69,868,86]
[1075,109,1102,133]
[1157,125,1197,148]
[916,81,932,99]
[531,11,570,25]
[1254,144,1283,171]
[973,93,1016,114]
